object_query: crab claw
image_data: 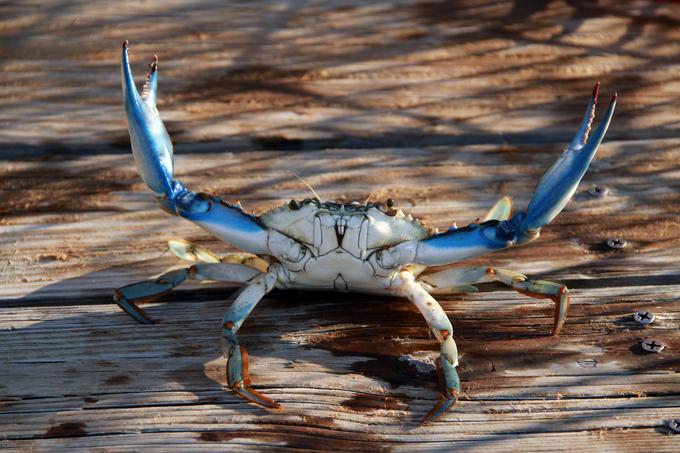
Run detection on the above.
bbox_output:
[122,41,178,202]
[120,41,269,255]
[520,84,617,239]
[383,85,617,267]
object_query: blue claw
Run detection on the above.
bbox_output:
[406,84,616,267]
[521,84,617,235]
[122,40,177,203]
[121,42,269,254]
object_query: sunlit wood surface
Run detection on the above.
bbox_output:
[1,1,679,451]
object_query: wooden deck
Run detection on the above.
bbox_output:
[1,0,679,451]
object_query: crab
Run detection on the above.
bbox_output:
[115,41,616,423]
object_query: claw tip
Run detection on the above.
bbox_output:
[149,54,159,71]
[612,92,618,102]
[592,81,599,102]
[123,39,129,49]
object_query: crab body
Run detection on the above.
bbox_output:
[262,200,428,293]
[115,41,617,423]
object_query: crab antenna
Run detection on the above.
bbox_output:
[287,170,322,202]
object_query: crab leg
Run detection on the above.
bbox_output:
[394,271,460,423]
[121,41,268,254]
[386,85,616,267]
[168,239,271,272]
[418,267,570,335]
[221,266,280,409]
[114,263,261,323]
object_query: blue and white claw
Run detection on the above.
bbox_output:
[521,83,617,236]
[383,83,617,268]
[121,41,268,254]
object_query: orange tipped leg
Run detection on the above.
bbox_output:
[396,272,462,424]
[228,346,280,409]
[422,388,460,425]
[513,280,570,335]
[418,266,571,335]
[220,268,280,409]
[113,268,190,324]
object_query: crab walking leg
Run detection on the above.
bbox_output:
[114,263,261,324]
[114,268,189,324]
[395,271,460,423]
[168,238,270,272]
[418,267,570,335]
[221,266,280,409]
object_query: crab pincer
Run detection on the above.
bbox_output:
[520,83,617,240]
[121,41,269,253]
[121,40,177,207]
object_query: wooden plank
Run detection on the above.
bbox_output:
[1,0,679,451]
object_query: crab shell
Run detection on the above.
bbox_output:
[259,199,431,292]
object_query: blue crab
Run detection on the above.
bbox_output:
[115,41,616,422]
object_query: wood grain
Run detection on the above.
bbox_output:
[1,0,679,451]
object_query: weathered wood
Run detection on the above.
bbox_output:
[1,0,679,451]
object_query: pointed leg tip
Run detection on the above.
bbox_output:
[113,298,155,324]
[113,289,157,324]
[231,383,281,409]
[420,391,459,425]
[552,287,570,336]
[123,40,129,49]
[611,92,618,103]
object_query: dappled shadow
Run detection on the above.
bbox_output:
[2,0,680,448]
[1,0,679,158]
